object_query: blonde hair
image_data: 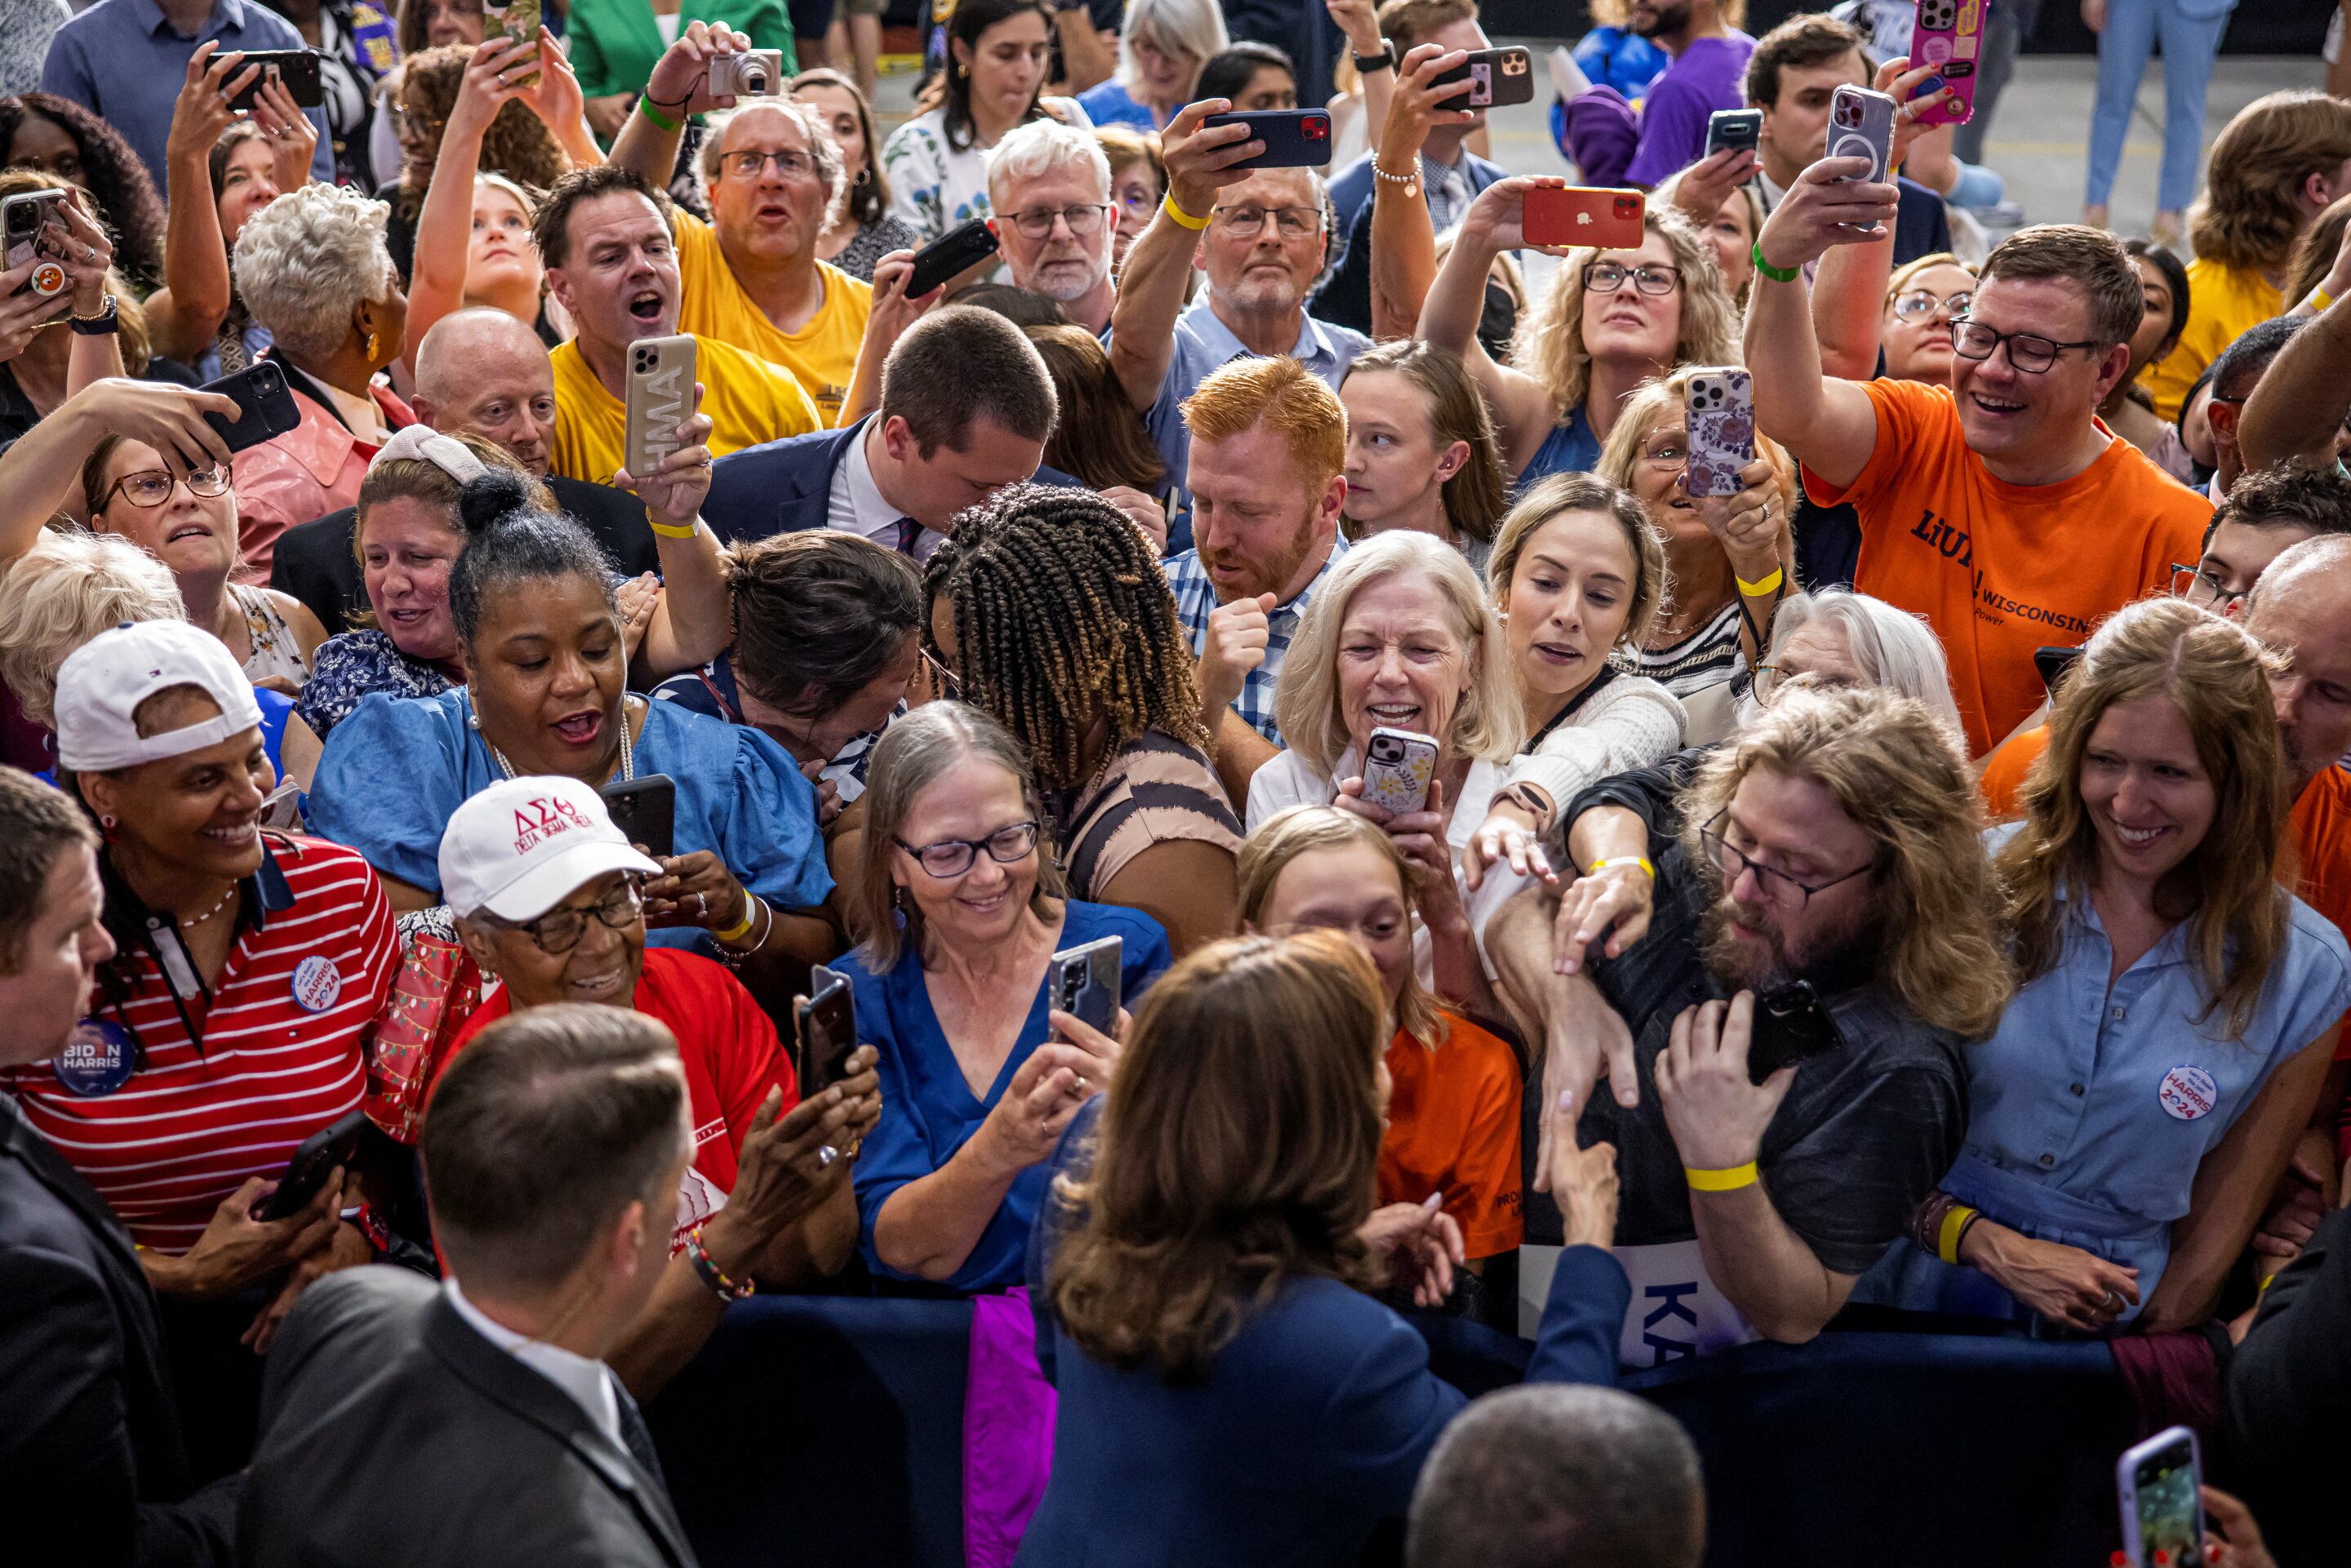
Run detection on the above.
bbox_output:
[2191,91,2351,275]
[1272,530,1524,777]
[1593,369,1797,611]
[1236,804,1442,1046]
[851,701,1067,970]
[1509,206,1740,421]
[1884,251,1976,305]
[2000,598,2291,1042]
[1180,353,1347,487]
[0,530,185,727]
[1485,473,1669,651]
[1678,681,2013,1041]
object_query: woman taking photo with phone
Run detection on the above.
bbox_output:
[845,701,1168,1294]
[1861,598,2350,1335]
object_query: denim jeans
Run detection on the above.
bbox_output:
[2085,0,2239,213]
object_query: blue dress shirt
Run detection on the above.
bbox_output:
[44,0,334,190]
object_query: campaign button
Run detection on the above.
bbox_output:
[291,955,343,1014]
[2157,1064,2218,1122]
[54,1019,135,1096]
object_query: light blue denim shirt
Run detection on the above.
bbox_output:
[1882,824,2351,1322]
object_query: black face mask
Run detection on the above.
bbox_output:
[1476,278,1518,362]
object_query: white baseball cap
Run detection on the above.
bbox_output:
[55,620,266,772]
[438,775,661,922]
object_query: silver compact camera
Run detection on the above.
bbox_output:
[708,49,785,98]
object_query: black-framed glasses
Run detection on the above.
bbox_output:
[101,466,230,509]
[1949,319,2100,374]
[1208,204,1322,238]
[497,877,645,955]
[1698,811,1873,910]
[718,148,819,181]
[895,820,1039,877]
[1892,287,1972,322]
[1583,260,1682,297]
[1003,202,1113,239]
[2170,562,2243,611]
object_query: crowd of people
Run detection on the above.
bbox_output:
[2,0,2350,1565]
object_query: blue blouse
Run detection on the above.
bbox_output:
[302,687,833,940]
[845,899,1171,1293]
[1515,405,1600,494]
[1073,77,1162,131]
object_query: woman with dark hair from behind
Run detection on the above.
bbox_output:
[1027,322,1168,497]
[0,91,167,290]
[2282,190,2351,322]
[793,68,923,282]
[1021,931,1630,1568]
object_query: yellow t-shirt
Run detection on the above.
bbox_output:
[549,335,822,488]
[674,210,872,427]
[2140,257,2282,424]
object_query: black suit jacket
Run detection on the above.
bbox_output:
[2218,1203,2351,1568]
[0,1100,238,1568]
[703,415,1084,547]
[269,475,664,635]
[240,1267,696,1568]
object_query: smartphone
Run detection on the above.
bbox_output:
[482,0,540,85]
[2033,644,2082,695]
[598,773,676,860]
[1683,368,1755,499]
[197,361,303,454]
[794,963,856,1095]
[2117,1427,2203,1568]
[624,335,696,482]
[1705,108,1762,158]
[1746,980,1844,1084]
[1429,46,1535,109]
[224,49,327,111]
[905,217,999,298]
[1362,726,1439,815]
[1523,186,1645,250]
[1198,109,1333,169]
[1911,0,1987,128]
[1049,936,1122,1037]
[0,189,69,300]
[708,48,786,97]
[1828,85,1896,187]
[252,1109,367,1221]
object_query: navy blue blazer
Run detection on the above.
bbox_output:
[702,415,1084,546]
[1017,1100,1632,1568]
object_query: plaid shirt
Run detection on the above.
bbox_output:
[1164,537,1349,746]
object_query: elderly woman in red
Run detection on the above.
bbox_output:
[4,620,399,1472]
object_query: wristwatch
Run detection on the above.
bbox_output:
[1353,40,1397,73]
[69,294,118,335]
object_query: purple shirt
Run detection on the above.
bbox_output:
[1624,33,1756,188]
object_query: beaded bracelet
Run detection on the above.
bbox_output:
[686,1225,754,1300]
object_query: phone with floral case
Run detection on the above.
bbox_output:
[1362,727,1439,815]
[1683,369,1754,500]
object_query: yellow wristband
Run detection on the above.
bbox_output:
[2311,285,2336,313]
[1162,193,1210,230]
[714,895,758,944]
[1589,855,1654,880]
[1735,566,1784,597]
[1936,1203,1980,1265]
[648,517,699,540]
[1684,1162,1759,1193]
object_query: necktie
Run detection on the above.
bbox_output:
[893,516,922,555]
[614,1381,669,1490]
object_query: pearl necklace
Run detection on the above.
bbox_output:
[179,880,239,929]
[473,691,637,785]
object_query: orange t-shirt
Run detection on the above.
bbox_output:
[1802,380,2211,757]
[1977,723,2051,820]
[1377,1011,1522,1259]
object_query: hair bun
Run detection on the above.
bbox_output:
[456,469,533,535]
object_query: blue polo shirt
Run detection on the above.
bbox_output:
[43,0,334,190]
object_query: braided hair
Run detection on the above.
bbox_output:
[924,483,1210,797]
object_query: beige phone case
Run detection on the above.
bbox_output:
[624,335,696,482]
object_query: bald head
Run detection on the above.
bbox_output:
[411,308,557,478]
[2243,535,2351,794]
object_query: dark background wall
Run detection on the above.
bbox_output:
[1478,0,2335,54]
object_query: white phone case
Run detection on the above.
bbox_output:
[1827,85,1895,187]
[1362,727,1438,815]
[1684,369,1754,500]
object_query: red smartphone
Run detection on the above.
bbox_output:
[1524,187,1646,250]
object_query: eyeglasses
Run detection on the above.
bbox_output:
[1698,811,1873,910]
[894,820,1040,878]
[1583,261,1682,297]
[101,467,230,509]
[1892,287,1973,322]
[2170,562,2244,611]
[1208,204,1322,238]
[1638,432,1689,469]
[1949,319,2100,374]
[500,877,645,955]
[1002,202,1113,239]
[718,149,819,181]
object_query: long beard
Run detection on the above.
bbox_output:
[1698,890,1879,996]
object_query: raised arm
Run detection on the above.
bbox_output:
[1808,60,1946,382]
[1107,99,1258,413]
[1051,4,1117,95]
[1744,155,1901,491]
[141,45,252,363]
[1327,0,1394,158]
[402,38,536,380]
[1417,176,1571,471]
[0,380,236,566]
[836,247,934,428]
[611,394,736,673]
[609,21,758,185]
[2241,291,2351,473]
[1366,43,1475,340]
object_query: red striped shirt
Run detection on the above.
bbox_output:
[1,835,398,1251]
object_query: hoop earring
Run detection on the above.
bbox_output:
[852,167,873,190]
[100,813,117,829]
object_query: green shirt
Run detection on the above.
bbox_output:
[564,0,796,101]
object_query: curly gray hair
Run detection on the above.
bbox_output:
[232,182,398,366]
[695,97,847,231]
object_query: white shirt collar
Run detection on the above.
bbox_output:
[443,1277,624,1450]
[827,421,944,559]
